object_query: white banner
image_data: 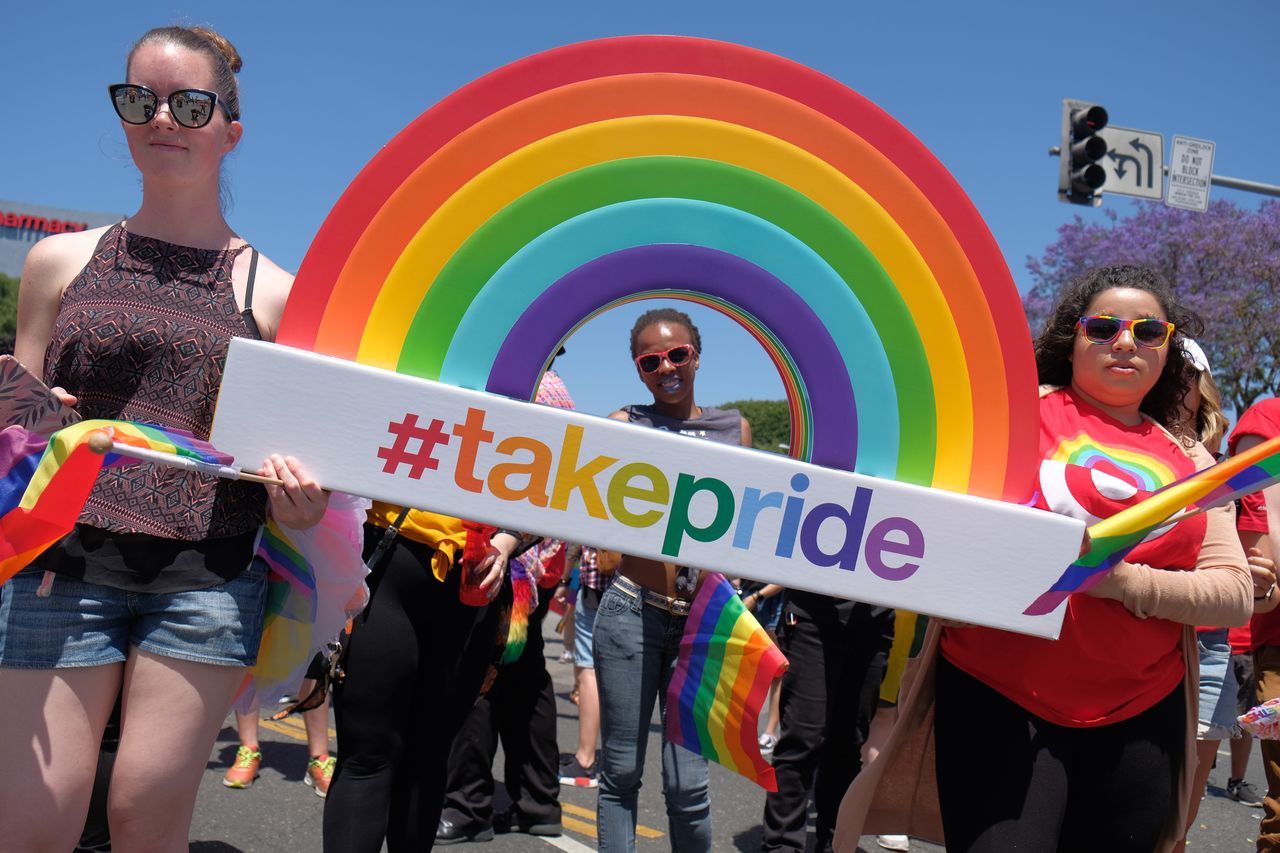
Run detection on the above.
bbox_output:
[212,339,1081,638]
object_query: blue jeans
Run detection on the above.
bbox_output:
[593,582,712,852]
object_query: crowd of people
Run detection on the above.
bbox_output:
[2,21,1279,853]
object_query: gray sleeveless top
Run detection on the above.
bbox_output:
[621,404,742,445]
[622,404,743,594]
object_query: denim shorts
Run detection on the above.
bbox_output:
[0,559,268,669]
[1197,627,1240,739]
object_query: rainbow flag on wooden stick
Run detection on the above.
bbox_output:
[666,572,788,790]
[0,420,234,584]
[1025,435,1280,615]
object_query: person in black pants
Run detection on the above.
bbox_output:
[437,585,562,843]
[323,524,505,853]
[933,656,1184,852]
[761,592,894,853]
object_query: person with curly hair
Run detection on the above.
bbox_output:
[835,265,1252,853]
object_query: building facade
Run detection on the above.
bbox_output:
[0,198,122,278]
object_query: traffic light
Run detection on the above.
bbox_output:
[1058,99,1109,206]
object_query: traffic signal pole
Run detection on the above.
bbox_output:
[1050,98,1280,202]
[1049,147,1280,199]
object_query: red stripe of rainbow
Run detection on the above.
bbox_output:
[276,36,1038,503]
[666,573,789,790]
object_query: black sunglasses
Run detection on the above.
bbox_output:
[108,83,233,129]
[634,344,697,374]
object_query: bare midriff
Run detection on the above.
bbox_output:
[617,555,690,601]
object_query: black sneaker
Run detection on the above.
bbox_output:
[1227,777,1265,808]
[558,753,599,788]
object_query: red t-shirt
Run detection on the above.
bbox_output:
[1228,399,1280,652]
[943,388,1206,727]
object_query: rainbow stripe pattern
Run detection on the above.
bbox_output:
[1025,435,1280,615]
[277,36,1038,503]
[501,546,537,665]
[1049,434,1179,493]
[666,573,788,790]
[236,493,371,711]
[1,420,230,583]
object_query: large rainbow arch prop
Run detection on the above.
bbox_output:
[214,37,1085,637]
[276,36,1039,504]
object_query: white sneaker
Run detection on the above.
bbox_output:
[877,835,910,852]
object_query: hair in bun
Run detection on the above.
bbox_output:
[129,26,242,119]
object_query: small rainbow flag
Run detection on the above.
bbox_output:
[1025,435,1280,615]
[499,551,535,665]
[234,493,370,712]
[1,419,230,583]
[666,573,788,790]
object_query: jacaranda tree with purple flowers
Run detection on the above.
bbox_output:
[1025,199,1280,413]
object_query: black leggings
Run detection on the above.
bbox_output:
[322,525,499,853]
[934,656,1185,853]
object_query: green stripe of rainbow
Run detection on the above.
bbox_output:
[277,36,1038,502]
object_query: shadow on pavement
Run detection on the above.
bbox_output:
[205,725,315,783]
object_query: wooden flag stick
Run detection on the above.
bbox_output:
[86,432,285,486]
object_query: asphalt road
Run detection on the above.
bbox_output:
[188,618,1268,852]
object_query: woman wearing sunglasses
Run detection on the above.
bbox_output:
[834,266,1251,853]
[0,26,326,852]
[593,307,753,851]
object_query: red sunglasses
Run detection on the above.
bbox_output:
[634,344,698,374]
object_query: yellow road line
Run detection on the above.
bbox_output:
[560,802,663,839]
[259,717,336,742]
[562,816,597,839]
[258,719,663,842]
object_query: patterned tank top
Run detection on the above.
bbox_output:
[43,223,268,540]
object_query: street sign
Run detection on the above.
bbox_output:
[1097,126,1164,200]
[1167,135,1216,212]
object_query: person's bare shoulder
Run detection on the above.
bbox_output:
[608,409,630,422]
[14,227,112,370]
[22,226,110,293]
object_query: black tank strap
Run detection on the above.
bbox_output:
[244,249,259,312]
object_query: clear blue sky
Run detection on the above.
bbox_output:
[5,1,1277,418]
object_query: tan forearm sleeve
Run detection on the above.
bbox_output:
[1088,500,1251,626]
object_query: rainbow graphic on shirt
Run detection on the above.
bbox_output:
[1048,434,1179,493]
[1026,435,1280,615]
